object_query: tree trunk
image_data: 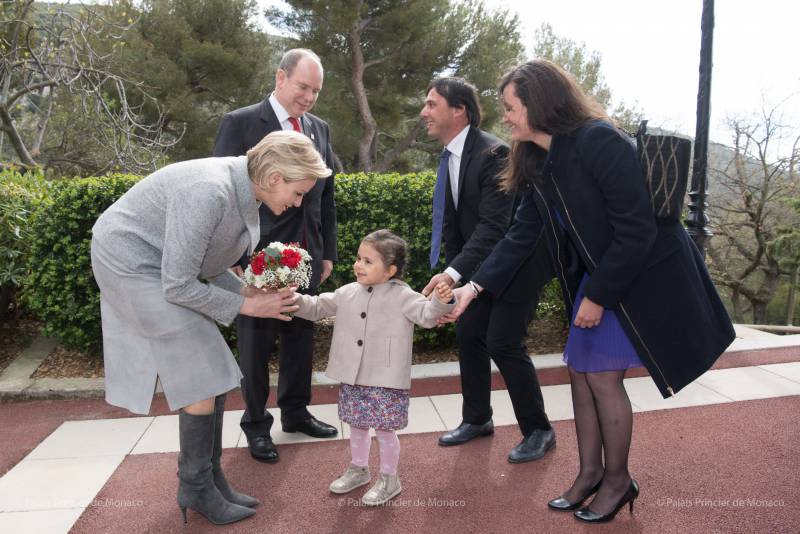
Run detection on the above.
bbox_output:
[0,285,12,324]
[348,19,378,172]
[731,288,743,322]
[0,104,37,166]
[0,0,36,163]
[752,300,768,325]
[31,88,55,157]
[375,119,424,173]
[787,264,799,326]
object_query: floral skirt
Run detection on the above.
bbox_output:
[338,383,410,431]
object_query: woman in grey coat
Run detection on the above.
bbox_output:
[91,130,331,526]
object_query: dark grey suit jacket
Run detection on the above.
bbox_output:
[213,97,337,289]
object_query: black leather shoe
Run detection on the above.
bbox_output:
[574,479,640,523]
[248,435,279,463]
[507,428,556,463]
[438,420,494,447]
[548,480,602,511]
[282,416,338,438]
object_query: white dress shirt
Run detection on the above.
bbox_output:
[269,93,304,132]
[443,125,470,284]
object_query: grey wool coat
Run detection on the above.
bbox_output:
[294,280,455,390]
[91,156,259,414]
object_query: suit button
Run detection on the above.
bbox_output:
[357,339,363,346]
[360,312,366,319]
[367,287,373,293]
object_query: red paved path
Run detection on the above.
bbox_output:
[70,396,799,534]
[2,346,797,478]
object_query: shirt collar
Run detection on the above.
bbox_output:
[269,92,297,125]
[445,125,470,158]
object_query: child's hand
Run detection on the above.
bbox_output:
[434,281,454,304]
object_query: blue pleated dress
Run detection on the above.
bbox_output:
[553,208,644,372]
[563,273,644,372]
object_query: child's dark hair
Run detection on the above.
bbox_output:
[362,229,407,279]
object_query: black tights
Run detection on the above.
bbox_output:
[563,366,634,513]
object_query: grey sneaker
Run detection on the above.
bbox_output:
[360,473,401,506]
[329,464,371,494]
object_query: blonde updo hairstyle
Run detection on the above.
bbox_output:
[246,130,332,188]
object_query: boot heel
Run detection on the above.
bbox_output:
[180,505,187,524]
[629,500,634,514]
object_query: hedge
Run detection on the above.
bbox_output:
[0,169,56,320]
[2,169,563,354]
[24,175,139,350]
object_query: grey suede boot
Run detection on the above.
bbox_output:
[212,395,260,508]
[177,410,256,525]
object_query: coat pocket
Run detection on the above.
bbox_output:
[366,337,391,368]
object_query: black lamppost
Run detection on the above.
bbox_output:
[685,0,715,255]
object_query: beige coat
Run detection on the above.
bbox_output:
[295,280,455,390]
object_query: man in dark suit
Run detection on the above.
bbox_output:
[420,77,556,462]
[213,49,338,463]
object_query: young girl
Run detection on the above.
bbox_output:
[293,229,455,506]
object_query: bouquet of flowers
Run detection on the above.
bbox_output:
[243,241,312,291]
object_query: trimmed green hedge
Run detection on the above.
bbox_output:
[24,175,139,350]
[3,169,563,354]
[0,169,56,320]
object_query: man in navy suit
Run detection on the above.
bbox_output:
[420,77,555,462]
[213,49,338,463]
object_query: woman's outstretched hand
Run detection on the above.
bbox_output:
[240,287,299,320]
[574,297,603,328]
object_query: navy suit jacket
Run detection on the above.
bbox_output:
[212,97,337,289]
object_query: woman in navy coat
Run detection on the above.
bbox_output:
[451,60,735,523]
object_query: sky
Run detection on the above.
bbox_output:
[259,0,799,156]
[481,0,800,154]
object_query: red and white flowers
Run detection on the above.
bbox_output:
[243,241,312,291]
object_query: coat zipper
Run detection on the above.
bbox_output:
[532,185,573,306]
[550,180,675,396]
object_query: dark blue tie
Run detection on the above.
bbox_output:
[430,149,450,269]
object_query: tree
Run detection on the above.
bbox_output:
[108,0,274,161]
[0,0,176,173]
[267,0,525,172]
[768,197,800,325]
[705,103,800,323]
[533,23,643,133]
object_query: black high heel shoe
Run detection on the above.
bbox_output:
[547,479,602,511]
[574,479,639,523]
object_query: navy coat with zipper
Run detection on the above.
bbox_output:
[472,120,735,398]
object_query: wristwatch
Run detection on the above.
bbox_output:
[468,281,480,297]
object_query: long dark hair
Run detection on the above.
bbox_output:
[498,59,609,192]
